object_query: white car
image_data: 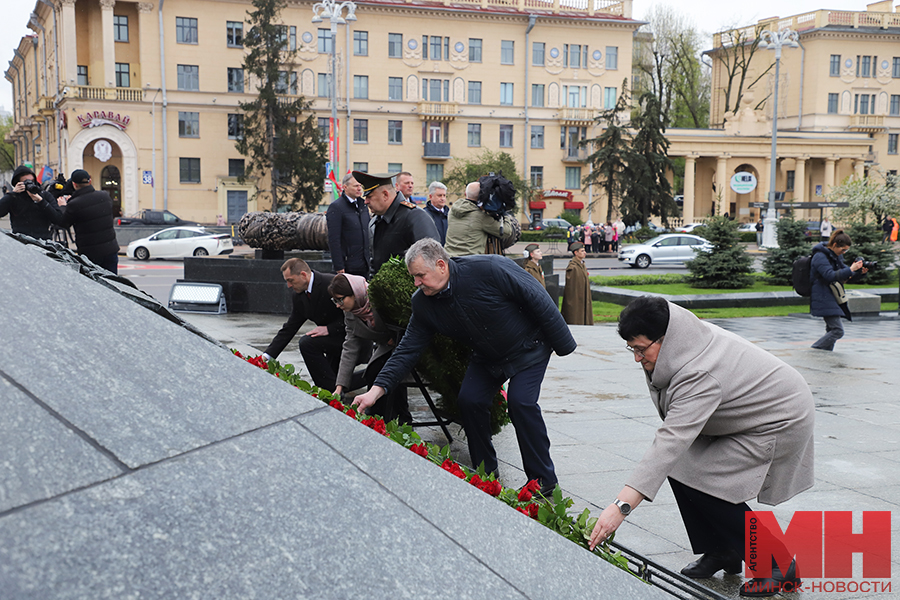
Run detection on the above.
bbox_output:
[674,222,706,233]
[618,233,712,269]
[127,226,234,260]
[737,222,758,232]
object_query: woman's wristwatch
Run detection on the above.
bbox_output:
[614,498,632,516]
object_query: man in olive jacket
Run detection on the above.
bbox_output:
[353,238,576,494]
[58,169,119,273]
[561,242,592,325]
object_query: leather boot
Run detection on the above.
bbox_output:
[680,553,742,578]
[740,557,801,597]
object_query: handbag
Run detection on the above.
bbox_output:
[828,280,847,304]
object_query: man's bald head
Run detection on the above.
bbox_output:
[465,181,480,201]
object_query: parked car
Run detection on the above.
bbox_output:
[117,209,200,227]
[617,233,712,269]
[127,226,233,260]
[674,222,706,233]
[737,222,758,233]
[623,221,668,234]
[531,217,571,231]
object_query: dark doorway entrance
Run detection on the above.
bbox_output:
[101,165,122,216]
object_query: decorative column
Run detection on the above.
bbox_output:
[824,157,836,196]
[794,157,806,203]
[101,0,116,88]
[58,0,78,85]
[853,159,865,180]
[716,155,728,216]
[137,3,155,87]
[683,155,696,222]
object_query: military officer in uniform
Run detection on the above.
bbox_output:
[522,243,545,288]
[354,171,439,277]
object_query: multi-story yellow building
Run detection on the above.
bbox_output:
[5,0,640,224]
[673,2,900,224]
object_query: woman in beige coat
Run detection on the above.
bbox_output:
[589,297,814,597]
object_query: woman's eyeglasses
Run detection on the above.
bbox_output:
[331,296,346,307]
[625,338,660,358]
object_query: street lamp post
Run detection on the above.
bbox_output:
[758,28,799,248]
[312,0,357,181]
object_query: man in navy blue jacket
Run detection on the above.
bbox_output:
[325,173,370,277]
[353,238,576,493]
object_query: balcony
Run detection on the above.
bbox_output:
[562,147,588,163]
[423,142,451,159]
[65,86,144,102]
[417,101,458,121]
[558,107,596,125]
[849,114,885,133]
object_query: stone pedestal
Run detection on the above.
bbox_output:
[846,289,881,317]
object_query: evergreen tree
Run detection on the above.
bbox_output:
[844,223,897,285]
[442,149,530,207]
[622,92,678,228]
[237,0,326,212]
[761,215,810,284]
[686,216,754,288]
[582,82,633,223]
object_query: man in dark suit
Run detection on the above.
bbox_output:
[326,173,370,277]
[57,169,118,272]
[262,258,346,391]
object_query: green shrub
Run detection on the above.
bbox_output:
[844,223,898,285]
[686,216,754,288]
[762,216,816,285]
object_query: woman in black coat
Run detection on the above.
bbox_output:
[809,229,867,351]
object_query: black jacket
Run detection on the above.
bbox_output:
[325,192,370,276]
[370,193,439,277]
[0,166,64,239]
[423,201,449,244]
[264,271,346,358]
[60,185,118,261]
[374,255,577,392]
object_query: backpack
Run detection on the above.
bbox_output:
[791,254,813,297]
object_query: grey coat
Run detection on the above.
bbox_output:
[335,309,395,389]
[626,303,815,506]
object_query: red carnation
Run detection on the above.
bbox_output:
[440,459,466,479]
[346,408,358,419]
[329,399,344,410]
[480,480,502,496]
[468,474,483,487]
[409,444,428,458]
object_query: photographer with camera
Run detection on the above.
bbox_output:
[0,165,64,240]
[809,229,868,351]
[445,176,519,257]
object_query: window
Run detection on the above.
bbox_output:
[275,71,297,95]
[501,40,514,65]
[353,75,368,99]
[499,124,513,147]
[565,166,581,189]
[275,25,289,48]
[227,68,243,93]
[564,44,585,69]
[227,114,243,140]
[604,87,617,109]
[859,55,873,78]
[531,125,544,149]
[469,38,482,63]
[500,82,514,106]
[388,120,402,143]
[422,78,449,102]
[426,164,444,184]
[532,42,545,66]
[115,63,130,88]
[828,93,839,114]
[388,33,402,58]
[532,84,544,107]
[317,117,329,141]
[318,28,332,53]
[176,17,198,44]
[467,123,481,146]
[894,57,900,78]
[180,158,201,183]
[786,170,795,192]
[388,77,403,100]
[226,21,243,47]
[855,93,875,115]
[388,163,403,173]
[606,46,618,70]
[564,85,586,108]
[468,81,482,104]
[177,65,199,91]
[892,95,900,116]
[829,54,840,77]
[228,159,244,177]
[113,15,128,43]
[318,73,329,97]
[353,162,369,171]
[178,111,199,137]
[530,166,543,188]
[289,26,296,51]
[77,65,88,86]
[890,134,899,155]
[354,31,368,56]
[353,119,368,143]
[429,36,444,61]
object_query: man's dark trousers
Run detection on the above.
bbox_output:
[457,351,556,487]
[298,333,344,392]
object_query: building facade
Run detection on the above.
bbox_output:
[5,0,640,225]
[674,2,900,225]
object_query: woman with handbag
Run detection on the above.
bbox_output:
[809,229,868,351]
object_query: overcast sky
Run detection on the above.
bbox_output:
[0,0,859,115]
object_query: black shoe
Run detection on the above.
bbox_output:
[740,558,801,597]
[680,553,742,579]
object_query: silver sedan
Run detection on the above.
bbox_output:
[617,234,712,269]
